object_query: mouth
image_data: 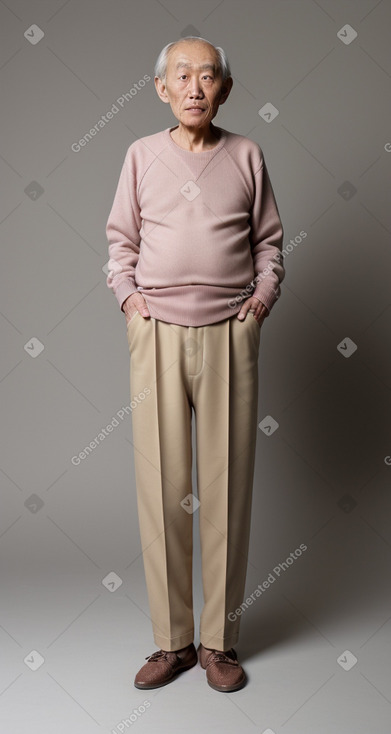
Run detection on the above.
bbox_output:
[186,107,205,112]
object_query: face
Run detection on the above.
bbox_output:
[154,41,233,129]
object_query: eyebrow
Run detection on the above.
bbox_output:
[175,62,216,72]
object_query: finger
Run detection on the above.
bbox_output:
[238,305,254,319]
[129,295,150,318]
[137,296,150,317]
[250,305,266,324]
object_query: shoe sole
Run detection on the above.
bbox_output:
[197,646,246,692]
[205,675,246,692]
[134,657,198,689]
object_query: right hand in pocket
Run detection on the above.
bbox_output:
[123,292,150,326]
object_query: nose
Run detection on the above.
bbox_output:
[188,77,203,97]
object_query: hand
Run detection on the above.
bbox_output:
[123,292,150,326]
[237,296,269,326]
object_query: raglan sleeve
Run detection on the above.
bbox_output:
[105,146,142,312]
[248,153,285,314]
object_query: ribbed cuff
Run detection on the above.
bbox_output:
[252,286,279,313]
[114,280,138,311]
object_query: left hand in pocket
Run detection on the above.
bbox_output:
[237,296,269,326]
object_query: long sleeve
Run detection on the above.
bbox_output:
[249,158,285,313]
[106,149,142,311]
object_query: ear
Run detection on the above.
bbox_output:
[218,76,233,106]
[154,76,170,104]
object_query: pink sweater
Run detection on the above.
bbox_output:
[106,125,285,326]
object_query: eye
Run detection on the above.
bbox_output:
[179,74,213,81]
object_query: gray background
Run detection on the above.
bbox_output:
[1,0,391,732]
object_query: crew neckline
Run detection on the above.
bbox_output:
[166,124,227,157]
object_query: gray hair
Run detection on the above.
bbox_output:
[154,36,231,82]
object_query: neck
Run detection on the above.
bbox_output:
[170,122,220,152]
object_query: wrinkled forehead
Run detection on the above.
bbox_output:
[167,42,220,74]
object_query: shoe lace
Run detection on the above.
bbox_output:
[207,650,239,667]
[145,649,176,663]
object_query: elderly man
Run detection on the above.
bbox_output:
[106,35,285,693]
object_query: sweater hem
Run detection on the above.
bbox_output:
[136,285,253,326]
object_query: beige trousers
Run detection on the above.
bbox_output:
[126,310,260,652]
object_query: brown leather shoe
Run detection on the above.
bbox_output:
[197,643,246,692]
[134,643,197,689]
